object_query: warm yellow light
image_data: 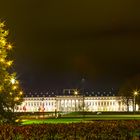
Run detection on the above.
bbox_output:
[4,30,9,36]
[11,78,16,84]
[15,81,19,84]
[14,97,19,101]
[0,22,5,27]
[74,91,78,95]
[10,92,12,95]
[15,119,20,122]
[134,91,138,96]
[1,39,6,46]
[7,44,12,49]
[19,91,23,95]
[7,61,13,66]
[0,58,4,63]
[12,85,17,90]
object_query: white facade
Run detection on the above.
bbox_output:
[15,95,136,112]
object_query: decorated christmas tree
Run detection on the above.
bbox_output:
[0,21,23,124]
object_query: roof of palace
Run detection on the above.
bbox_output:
[25,88,118,98]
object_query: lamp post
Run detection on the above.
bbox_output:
[134,91,138,113]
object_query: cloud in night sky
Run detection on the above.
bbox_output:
[0,0,140,91]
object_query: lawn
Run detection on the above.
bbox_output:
[22,118,83,125]
[22,114,140,125]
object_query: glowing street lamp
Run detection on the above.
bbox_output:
[74,91,78,95]
[134,91,138,96]
[134,91,138,113]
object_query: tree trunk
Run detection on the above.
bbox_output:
[127,99,129,112]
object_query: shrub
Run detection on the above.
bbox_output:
[0,120,140,139]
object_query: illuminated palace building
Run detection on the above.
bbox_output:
[16,89,137,112]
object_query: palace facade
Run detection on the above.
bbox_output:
[15,89,137,112]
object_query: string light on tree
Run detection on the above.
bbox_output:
[15,80,19,85]
[10,77,16,84]
[14,97,19,101]
[6,60,13,67]
[0,22,5,27]
[19,91,23,95]
[7,44,13,50]
[0,58,4,63]
[0,86,2,92]
[12,85,17,90]
[0,21,23,124]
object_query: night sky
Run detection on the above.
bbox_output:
[1,0,140,92]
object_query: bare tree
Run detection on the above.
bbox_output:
[118,74,140,111]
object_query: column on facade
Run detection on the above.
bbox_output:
[64,99,66,112]
[65,99,67,112]
[60,99,62,111]
[58,99,60,111]
[56,99,58,112]
[59,99,61,112]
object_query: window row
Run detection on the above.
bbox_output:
[26,102,55,106]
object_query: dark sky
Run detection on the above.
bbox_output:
[1,0,140,91]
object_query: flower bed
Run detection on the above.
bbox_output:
[0,120,140,139]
